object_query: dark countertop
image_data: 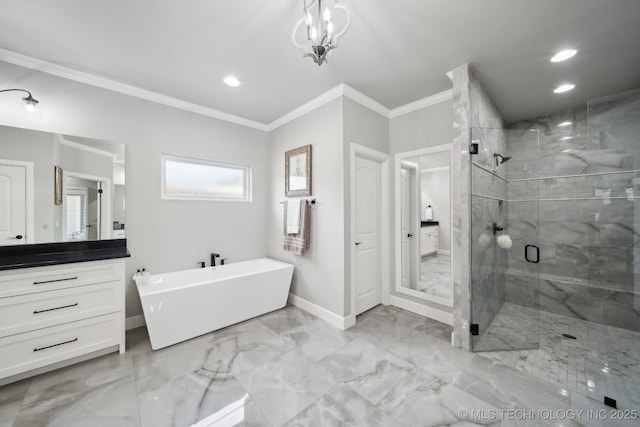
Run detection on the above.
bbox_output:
[0,239,130,271]
[421,220,439,227]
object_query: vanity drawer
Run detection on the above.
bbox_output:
[0,260,124,298]
[0,282,120,337]
[0,313,122,380]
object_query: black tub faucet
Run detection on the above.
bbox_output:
[211,253,220,266]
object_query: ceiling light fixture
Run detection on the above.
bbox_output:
[0,88,40,115]
[223,76,241,87]
[554,84,575,94]
[292,0,351,66]
[558,121,572,127]
[551,49,577,62]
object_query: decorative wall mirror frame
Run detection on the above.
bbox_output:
[285,144,312,197]
[394,143,454,307]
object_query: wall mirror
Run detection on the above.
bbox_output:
[395,144,453,306]
[0,124,125,246]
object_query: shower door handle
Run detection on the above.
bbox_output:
[525,244,540,264]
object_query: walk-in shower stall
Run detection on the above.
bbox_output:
[470,89,640,410]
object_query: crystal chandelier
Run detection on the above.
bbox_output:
[292,0,351,66]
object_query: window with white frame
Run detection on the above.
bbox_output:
[161,154,251,201]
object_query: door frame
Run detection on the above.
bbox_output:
[399,160,420,290]
[349,143,390,327]
[0,159,35,244]
[394,144,454,307]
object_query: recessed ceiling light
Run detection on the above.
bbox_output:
[223,76,241,87]
[562,149,572,153]
[551,49,577,62]
[558,121,572,127]
[560,136,573,141]
[554,84,575,94]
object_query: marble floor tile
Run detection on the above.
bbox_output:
[456,355,571,412]
[13,376,140,427]
[347,312,415,349]
[23,352,134,406]
[258,305,321,333]
[3,303,638,427]
[385,329,470,383]
[319,338,412,404]
[0,379,30,427]
[237,348,337,426]
[278,320,352,361]
[137,369,250,427]
[202,399,269,427]
[378,367,502,426]
[132,336,211,385]
[201,322,296,377]
[283,383,402,427]
[418,254,452,299]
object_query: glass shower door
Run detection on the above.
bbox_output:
[470,128,541,352]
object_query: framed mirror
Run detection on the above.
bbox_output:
[0,125,125,246]
[394,144,453,306]
[285,144,312,196]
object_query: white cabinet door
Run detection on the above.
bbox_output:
[0,163,26,246]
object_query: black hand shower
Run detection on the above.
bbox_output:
[494,153,511,167]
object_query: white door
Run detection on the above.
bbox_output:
[355,156,381,314]
[0,164,27,245]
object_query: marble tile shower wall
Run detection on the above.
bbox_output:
[505,89,640,332]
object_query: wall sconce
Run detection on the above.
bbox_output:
[0,88,40,116]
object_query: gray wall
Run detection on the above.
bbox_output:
[267,99,345,316]
[0,60,270,319]
[343,98,389,316]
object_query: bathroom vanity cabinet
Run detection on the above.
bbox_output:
[0,242,128,386]
[420,223,439,256]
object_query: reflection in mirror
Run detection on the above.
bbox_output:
[0,125,125,246]
[396,145,452,305]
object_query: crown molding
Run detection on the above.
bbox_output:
[0,48,268,131]
[1,47,451,132]
[266,84,345,131]
[388,89,453,118]
[342,84,390,118]
[267,83,390,131]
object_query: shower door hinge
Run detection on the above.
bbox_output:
[604,396,617,408]
[470,324,479,336]
[470,143,479,155]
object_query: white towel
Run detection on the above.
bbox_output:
[284,200,310,255]
[286,200,302,234]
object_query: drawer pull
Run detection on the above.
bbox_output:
[33,303,79,314]
[34,337,78,352]
[33,276,79,285]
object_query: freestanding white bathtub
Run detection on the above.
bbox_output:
[134,258,294,349]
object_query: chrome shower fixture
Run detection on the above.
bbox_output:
[494,153,511,167]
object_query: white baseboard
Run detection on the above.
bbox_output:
[125,314,146,330]
[390,295,454,325]
[288,293,353,330]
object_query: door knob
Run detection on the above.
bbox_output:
[15,235,23,240]
[407,233,413,238]
[355,242,362,246]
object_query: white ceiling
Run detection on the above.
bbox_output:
[1,0,639,126]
